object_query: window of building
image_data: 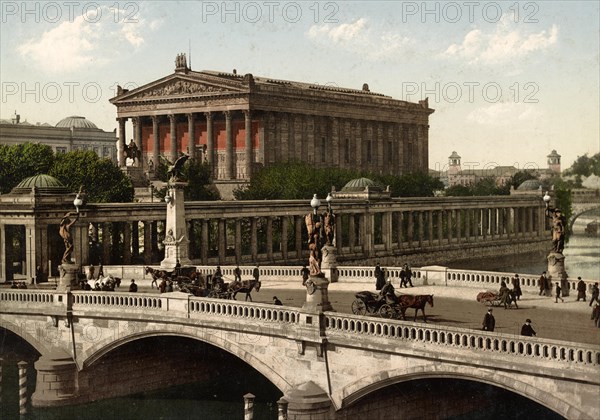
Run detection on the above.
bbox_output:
[367,141,372,163]
[321,137,326,162]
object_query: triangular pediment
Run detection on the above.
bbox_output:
[111,73,245,103]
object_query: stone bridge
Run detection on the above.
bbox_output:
[569,188,600,232]
[1,288,599,419]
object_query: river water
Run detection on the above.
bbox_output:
[2,217,597,419]
[500,214,600,281]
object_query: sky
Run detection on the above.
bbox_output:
[1,1,598,172]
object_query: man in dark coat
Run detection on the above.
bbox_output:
[576,277,587,302]
[375,263,385,291]
[482,309,495,332]
[129,279,138,292]
[590,283,599,306]
[521,319,536,336]
[511,274,522,301]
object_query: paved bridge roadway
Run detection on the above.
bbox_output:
[1,278,599,419]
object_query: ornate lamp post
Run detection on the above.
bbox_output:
[302,194,334,312]
[543,190,569,296]
[161,168,192,270]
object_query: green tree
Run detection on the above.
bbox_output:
[0,143,55,193]
[155,158,220,201]
[444,184,472,196]
[49,150,133,202]
[563,153,600,177]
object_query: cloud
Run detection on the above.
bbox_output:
[467,103,543,126]
[307,18,411,60]
[444,19,558,65]
[17,8,157,73]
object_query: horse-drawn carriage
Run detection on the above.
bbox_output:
[476,290,518,309]
[351,292,434,322]
[476,291,502,307]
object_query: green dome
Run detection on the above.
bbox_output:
[517,179,542,191]
[12,174,70,194]
[341,177,381,192]
[55,115,98,129]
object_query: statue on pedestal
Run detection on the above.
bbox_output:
[544,195,569,296]
[59,212,79,264]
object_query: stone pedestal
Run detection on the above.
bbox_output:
[320,245,338,283]
[31,351,78,407]
[57,263,79,290]
[284,381,333,419]
[302,275,334,313]
[547,251,569,297]
[161,182,192,270]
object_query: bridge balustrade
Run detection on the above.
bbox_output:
[0,290,56,304]
[71,292,164,311]
[324,313,600,368]
[188,297,300,324]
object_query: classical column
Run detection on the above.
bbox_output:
[266,217,273,260]
[427,210,433,246]
[464,209,471,242]
[528,207,534,237]
[152,116,160,171]
[201,219,209,264]
[187,113,196,160]
[143,221,152,264]
[437,210,444,244]
[397,211,404,246]
[131,221,139,260]
[244,110,253,180]
[407,211,414,247]
[123,222,132,264]
[132,117,142,167]
[295,216,303,259]
[417,211,424,248]
[168,114,177,162]
[331,117,340,167]
[383,211,392,250]
[348,214,356,252]
[235,219,242,263]
[102,222,111,264]
[280,216,288,260]
[117,117,127,167]
[218,219,226,264]
[455,209,462,243]
[205,112,215,175]
[447,210,453,243]
[250,217,258,261]
[224,111,234,179]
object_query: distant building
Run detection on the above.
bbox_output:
[110,53,434,198]
[439,150,561,188]
[0,111,117,160]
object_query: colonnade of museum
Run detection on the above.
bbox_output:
[0,198,547,282]
[116,110,429,181]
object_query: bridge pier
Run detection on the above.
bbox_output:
[284,381,333,420]
[31,350,78,407]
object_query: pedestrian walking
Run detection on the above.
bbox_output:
[555,282,564,303]
[538,271,548,296]
[273,296,283,305]
[252,264,260,282]
[482,309,495,332]
[589,283,599,306]
[576,277,587,302]
[520,319,536,336]
[511,274,522,301]
[234,265,242,282]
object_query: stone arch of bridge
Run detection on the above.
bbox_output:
[77,328,292,394]
[338,364,580,419]
[569,205,600,233]
[0,320,50,356]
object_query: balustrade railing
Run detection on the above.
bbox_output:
[189,297,300,324]
[324,312,600,367]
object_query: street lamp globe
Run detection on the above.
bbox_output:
[542,191,551,206]
[310,194,320,214]
[73,195,83,213]
[164,194,172,204]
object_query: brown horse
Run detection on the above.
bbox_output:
[228,279,261,301]
[398,294,434,322]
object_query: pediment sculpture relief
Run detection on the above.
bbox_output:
[140,80,226,97]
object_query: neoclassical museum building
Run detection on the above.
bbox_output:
[110,54,434,196]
